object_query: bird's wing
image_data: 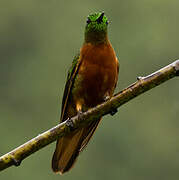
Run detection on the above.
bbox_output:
[60,53,81,122]
[52,53,102,174]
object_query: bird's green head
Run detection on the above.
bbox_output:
[85,12,109,44]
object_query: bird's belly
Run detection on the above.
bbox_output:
[73,62,117,108]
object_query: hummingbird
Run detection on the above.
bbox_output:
[52,12,119,174]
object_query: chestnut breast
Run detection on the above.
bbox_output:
[74,42,118,107]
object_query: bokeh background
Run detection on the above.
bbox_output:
[1,0,179,180]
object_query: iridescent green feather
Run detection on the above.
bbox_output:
[85,12,108,43]
[86,12,108,32]
[67,54,80,81]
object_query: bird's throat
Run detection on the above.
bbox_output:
[84,30,108,44]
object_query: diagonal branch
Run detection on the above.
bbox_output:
[0,60,178,172]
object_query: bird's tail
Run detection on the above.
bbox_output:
[51,118,101,174]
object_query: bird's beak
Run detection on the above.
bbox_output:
[96,12,104,23]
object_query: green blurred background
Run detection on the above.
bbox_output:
[1,0,179,179]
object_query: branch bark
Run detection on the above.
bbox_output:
[0,60,178,172]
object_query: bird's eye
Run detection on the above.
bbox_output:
[86,18,91,24]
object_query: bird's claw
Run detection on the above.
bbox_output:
[77,110,83,121]
[104,95,110,102]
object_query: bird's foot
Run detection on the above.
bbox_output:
[104,95,117,115]
[104,95,110,102]
[110,108,118,116]
[77,110,83,121]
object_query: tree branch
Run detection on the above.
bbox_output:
[0,60,178,172]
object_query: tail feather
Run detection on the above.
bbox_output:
[80,118,101,152]
[52,118,101,174]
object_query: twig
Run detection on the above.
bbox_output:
[0,60,178,172]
